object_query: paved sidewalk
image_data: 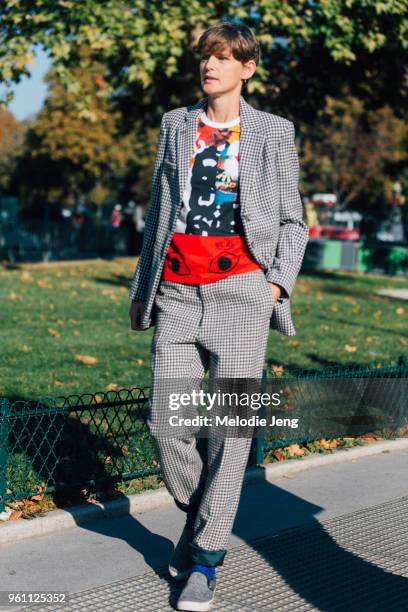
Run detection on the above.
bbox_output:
[376,288,408,300]
[1,446,408,611]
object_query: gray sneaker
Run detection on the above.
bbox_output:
[168,526,194,580]
[176,570,216,611]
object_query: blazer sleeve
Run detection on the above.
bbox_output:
[264,121,309,298]
[128,112,168,301]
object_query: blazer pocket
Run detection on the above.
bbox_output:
[270,298,297,336]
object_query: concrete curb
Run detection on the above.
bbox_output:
[1,438,407,545]
[259,437,408,479]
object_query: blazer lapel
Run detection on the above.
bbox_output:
[175,95,266,214]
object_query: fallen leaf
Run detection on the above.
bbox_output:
[271,364,285,375]
[107,383,118,390]
[396,307,405,316]
[274,450,285,461]
[20,270,33,282]
[10,510,22,521]
[20,344,32,352]
[22,500,37,509]
[359,432,381,440]
[397,422,408,436]
[316,438,331,449]
[47,327,60,337]
[344,344,357,352]
[75,354,98,365]
[286,444,305,456]
[37,278,53,288]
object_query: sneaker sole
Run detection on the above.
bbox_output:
[176,597,214,612]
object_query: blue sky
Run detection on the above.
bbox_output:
[2,45,51,121]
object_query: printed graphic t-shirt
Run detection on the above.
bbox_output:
[161,110,261,284]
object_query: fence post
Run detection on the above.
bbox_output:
[397,355,408,434]
[248,369,267,467]
[0,398,10,513]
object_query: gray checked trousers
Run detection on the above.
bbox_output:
[148,268,274,567]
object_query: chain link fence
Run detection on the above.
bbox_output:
[1,356,407,512]
[250,354,408,465]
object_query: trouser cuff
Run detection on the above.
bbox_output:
[189,542,227,567]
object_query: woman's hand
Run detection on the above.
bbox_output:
[267,282,283,303]
[129,300,146,330]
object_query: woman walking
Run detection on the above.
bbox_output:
[129,22,309,611]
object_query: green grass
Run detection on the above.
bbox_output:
[1,257,407,400]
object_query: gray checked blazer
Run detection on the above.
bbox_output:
[129,94,309,336]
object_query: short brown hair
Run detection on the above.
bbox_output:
[196,22,260,89]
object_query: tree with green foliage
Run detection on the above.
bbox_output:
[15,50,136,207]
[1,0,407,126]
[300,95,408,209]
[1,1,407,219]
[0,107,28,194]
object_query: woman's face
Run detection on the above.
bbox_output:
[199,46,255,95]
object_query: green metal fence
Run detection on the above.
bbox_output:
[0,387,155,513]
[250,355,408,466]
[1,357,407,513]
